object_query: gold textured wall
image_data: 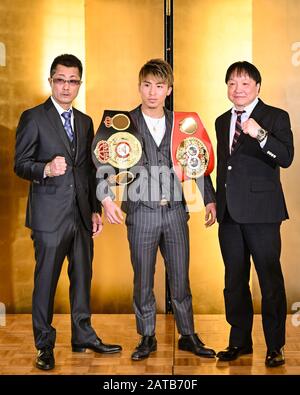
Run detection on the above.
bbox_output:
[85,0,166,313]
[1,0,300,315]
[0,0,85,313]
[174,0,252,312]
[251,0,300,311]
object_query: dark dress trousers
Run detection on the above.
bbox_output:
[215,98,294,350]
[97,105,215,336]
[14,97,100,349]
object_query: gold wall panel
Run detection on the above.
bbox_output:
[85,0,166,313]
[0,0,85,313]
[252,0,300,312]
[1,0,299,315]
[174,0,252,313]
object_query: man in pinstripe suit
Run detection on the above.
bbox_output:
[98,59,217,361]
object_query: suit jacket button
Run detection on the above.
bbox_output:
[228,166,232,170]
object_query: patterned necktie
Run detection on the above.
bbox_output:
[231,110,245,153]
[61,111,74,142]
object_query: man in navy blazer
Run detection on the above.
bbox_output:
[14,54,121,371]
[215,61,294,367]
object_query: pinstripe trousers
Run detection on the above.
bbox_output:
[126,202,195,336]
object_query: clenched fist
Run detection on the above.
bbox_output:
[46,156,67,177]
[242,118,261,139]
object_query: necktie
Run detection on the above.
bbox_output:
[61,111,74,142]
[231,110,245,153]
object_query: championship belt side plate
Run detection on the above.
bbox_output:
[171,111,214,180]
[92,110,142,185]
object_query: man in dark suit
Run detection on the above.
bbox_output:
[215,61,294,367]
[14,54,121,371]
[97,59,217,361]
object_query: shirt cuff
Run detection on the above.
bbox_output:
[259,136,268,148]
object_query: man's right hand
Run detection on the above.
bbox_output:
[102,197,124,224]
[46,156,67,177]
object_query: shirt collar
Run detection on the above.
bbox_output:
[231,97,259,117]
[51,96,72,116]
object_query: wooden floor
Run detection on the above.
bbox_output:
[0,314,299,375]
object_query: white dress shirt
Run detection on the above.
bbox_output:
[142,112,166,147]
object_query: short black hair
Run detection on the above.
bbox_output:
[225,61,261,85]
[50,54,83,78]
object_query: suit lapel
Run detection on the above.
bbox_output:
[221,110,231,156]
[44,98,72,159]
[162,107,172,146]
[73,108,83,164]
[248,98,266,124]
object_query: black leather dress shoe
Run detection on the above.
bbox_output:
[36,347,55,370]
[72,337,122,354]
[265,348,285,368]
[217,346,253,361]
[178,334,216,358]
[131,335,157,361]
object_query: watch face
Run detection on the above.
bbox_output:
[257,128,267,141]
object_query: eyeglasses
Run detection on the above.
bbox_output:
[51,78,82,87]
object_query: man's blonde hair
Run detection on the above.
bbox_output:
[138,58,173,87]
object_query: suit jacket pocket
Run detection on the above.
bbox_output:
[250,180,276,192]
[32,184,56,194]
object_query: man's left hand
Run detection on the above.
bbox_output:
[205,202,216,227]
[92,212,103,238]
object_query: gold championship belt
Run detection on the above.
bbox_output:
[171,112,214,180]
[92,111,142,185]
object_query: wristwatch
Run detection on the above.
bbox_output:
[256,128,268,142]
